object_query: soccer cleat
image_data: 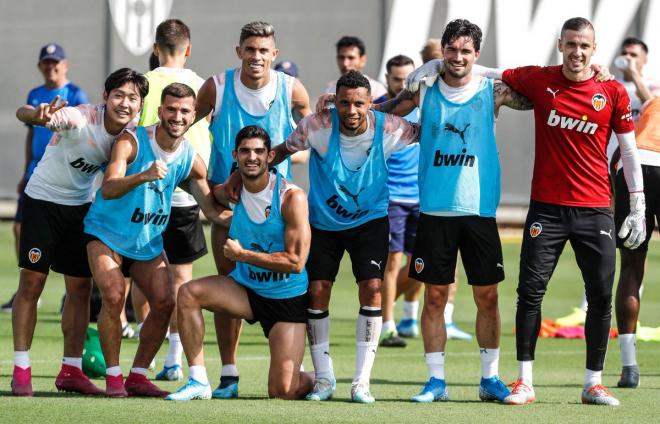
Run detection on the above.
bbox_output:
[397,318,419,338]
[503,379,535,405]
[446,322,473,340]
[165,378,212,401]
[479,376,510,402]
[1,293,16,312]
[155,364,184,381]
[105,374,128,398]
[351,382,375,404]
[121,322,135,339]
[212,376,239,399]
[55,364,104,395]
[617,365,640,388]
[581,384,620,406]
[11,366,33,397]
[379,330,407,347]
[305,376,336,401]
[411,377,449,402]
[125,372,170,397]
[556,307,586,327]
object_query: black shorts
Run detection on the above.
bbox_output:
[519,200,615,292]
[388,201,419,255]
[409,214,504,285]
[83,234,137,278]
[19,194,92,277]
[163,205,207,264]
[245,288,308,338]
[614,166,660,252]
[307,216,389,282]
[14,182,26,223]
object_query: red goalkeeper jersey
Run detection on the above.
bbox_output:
[502,65,634,207]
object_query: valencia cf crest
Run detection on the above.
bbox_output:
[108,0,173,56]
[28,248,42,264]
[414,258,424,274]
[529,222,542,238]
[591,93,607,112]
[264,205,271,218]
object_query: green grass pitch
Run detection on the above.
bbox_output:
[0,222,658,423]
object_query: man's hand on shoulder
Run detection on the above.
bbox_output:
[406,59,444,93]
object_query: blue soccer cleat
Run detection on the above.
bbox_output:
[306,376,336,401]
[397,318,419,338]
[165,378,212,401]
[155,364,184,381]
[212,381,239,399]
[479,376,510,402]
[411,377,449,402]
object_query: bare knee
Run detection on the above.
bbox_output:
[177,283,200,310]
[425,285,448,313]
[18,270,47,301]
[100,285,126,315]
[150,294,175,316]
[358,279,382,306]
[474,286,499,313]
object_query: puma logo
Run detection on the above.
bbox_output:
[547,87,559,98]
[147,182,171,204]
[338,185,365,208]
[444,123,470,143]
[600,229,613,239]
[250,241,273,253]
[370,260,382,270]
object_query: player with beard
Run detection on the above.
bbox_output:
[84,83,230,397]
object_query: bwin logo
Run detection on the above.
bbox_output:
[69,157,101,174]
[131,208,169,226]
[547,109,598,134]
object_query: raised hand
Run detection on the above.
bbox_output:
[316,93,336,113]
[32,95,67,126]
[223,238,243,261]
[142,160,168,182]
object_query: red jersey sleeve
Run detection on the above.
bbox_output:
[611,83,635,134]
[501,66,543,100]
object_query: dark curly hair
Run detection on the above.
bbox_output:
[441,19,483,52]
[336,70,371,95]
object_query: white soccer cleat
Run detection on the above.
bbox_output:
[165,378,212,401]
[351,382,375,404]
[581,384,620,406]
[306,376,336,401]
[503,380,535,405]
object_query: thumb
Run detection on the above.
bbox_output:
[617,219,631,239]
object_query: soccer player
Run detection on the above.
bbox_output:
[373,54,419,348]
[166,125,313,401]
[2,43,88,313]
[193,20,312,398]
[84,83,230,397]
[556,37,660,328]
[12,68,146,396]
[232,70,420,403]
[131,18,212,382]
[374,19,532,403]
[323,36,387,99]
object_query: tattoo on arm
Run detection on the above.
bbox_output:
[375,89,414,113]
[494,81,533,111]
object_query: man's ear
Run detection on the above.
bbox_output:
[267,149,276,164]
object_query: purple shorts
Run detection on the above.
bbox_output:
[388,201,419,255]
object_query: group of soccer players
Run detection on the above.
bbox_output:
[5,14,658,407]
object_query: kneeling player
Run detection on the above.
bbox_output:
[84,83,230,397]
[167,125,313,400]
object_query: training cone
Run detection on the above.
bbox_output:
[83,327,106,378]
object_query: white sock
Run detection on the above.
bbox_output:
[518,361,533,385]
[106,366,122,377]
[307,309,333,380]
[221,364,239,377]
[353,307,382,385]
[62,357,83,370]
[164,332,183,367]
[619,333,637,366]
[403,300,419,320]
[480,347,499,378]
[579,294,589,312]
[130,367,148,376]
[425,352,445,380]
[382,319,396,334]
[584,369,602,388]
[444,302,455,324]
[190,365,209,385]
[14,351,30,369]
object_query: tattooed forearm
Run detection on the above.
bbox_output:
[373,89,415,114]
[494,81,533,111]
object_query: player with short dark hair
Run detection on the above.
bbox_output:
[166,125,312,401]
[11,67,146,397]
